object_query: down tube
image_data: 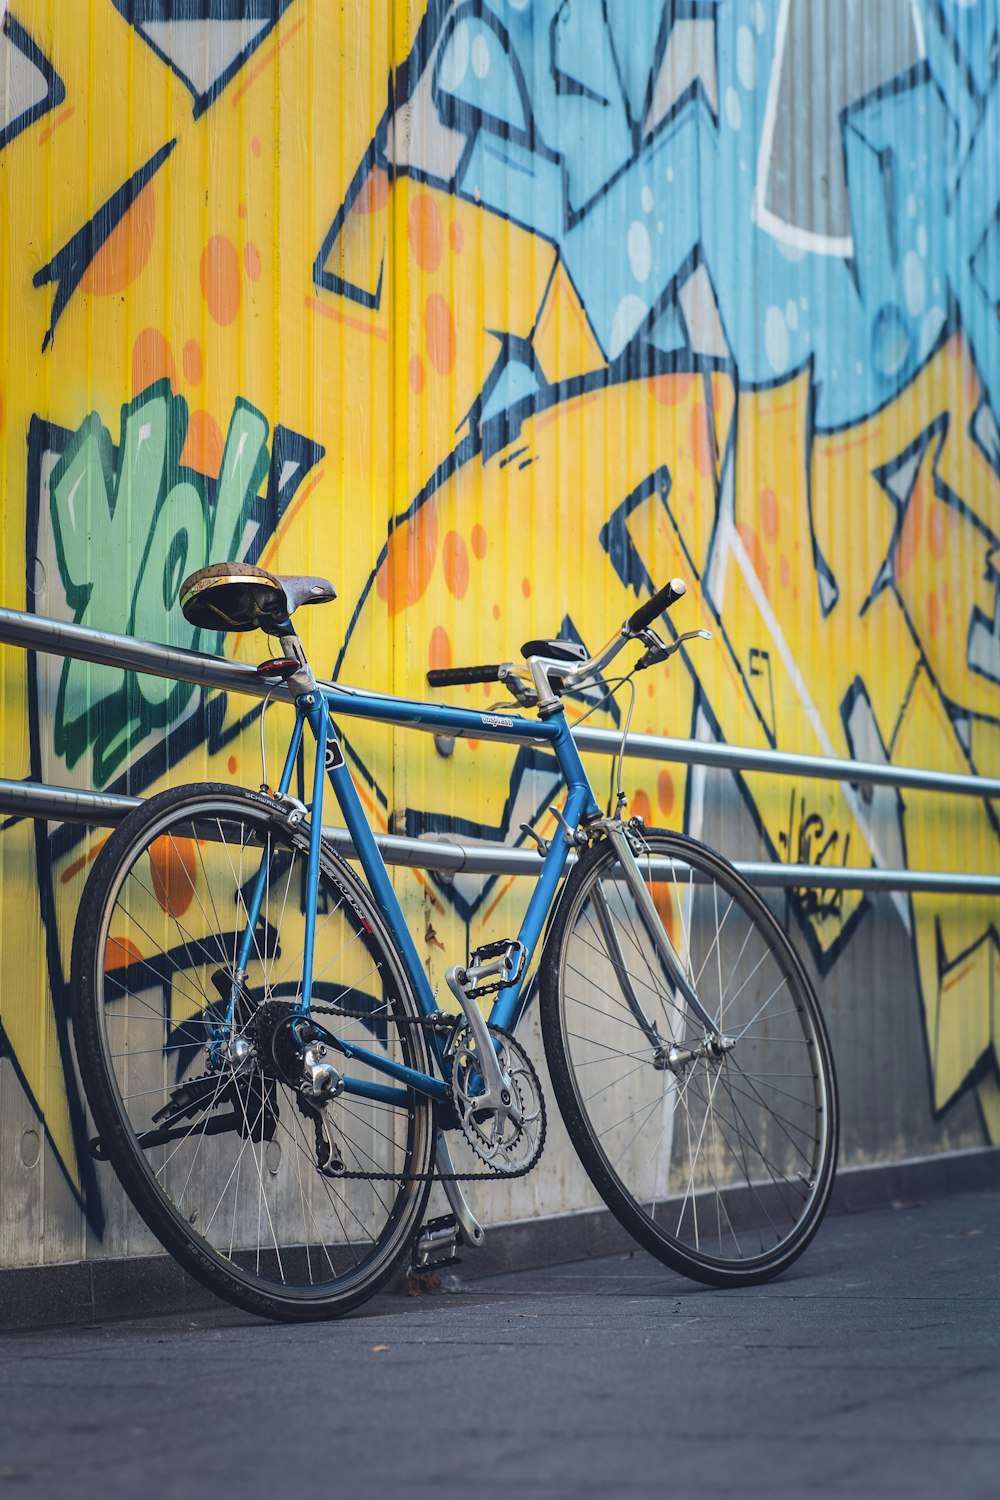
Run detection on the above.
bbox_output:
[489,732,599,1033]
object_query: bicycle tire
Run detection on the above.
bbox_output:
[71,783,434,1321]
[540,828,838,1286]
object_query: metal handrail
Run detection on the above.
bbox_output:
[4,605,999,797]
[1,605,998,895]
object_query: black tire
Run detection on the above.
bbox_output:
[71,783,434,1321]
[540,829,838,1286]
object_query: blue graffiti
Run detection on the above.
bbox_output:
[320,0,1000,433]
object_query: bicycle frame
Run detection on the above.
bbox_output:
[231,675,602,1110]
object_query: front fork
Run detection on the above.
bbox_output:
[602,823,735,1067]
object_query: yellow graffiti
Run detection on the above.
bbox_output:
[0,0,998,1233]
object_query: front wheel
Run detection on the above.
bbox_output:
[71,783,434,1321]
[540,829,838,1286]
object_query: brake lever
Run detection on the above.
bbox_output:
[498,663,539,707]
[635,627,712,671]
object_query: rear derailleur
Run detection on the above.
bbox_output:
[262,1006,348,1178]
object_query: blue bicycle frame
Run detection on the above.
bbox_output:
[230,674,602,1112]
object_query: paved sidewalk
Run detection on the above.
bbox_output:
[0,1187,997,1499]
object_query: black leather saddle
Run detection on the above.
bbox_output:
[180,562,337,633]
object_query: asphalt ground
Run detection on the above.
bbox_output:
[0,1186,997,1500]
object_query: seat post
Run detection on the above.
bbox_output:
[268,621,318,700]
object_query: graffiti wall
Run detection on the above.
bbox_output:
[1,0,998,1268]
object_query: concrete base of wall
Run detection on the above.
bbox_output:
[3,1146,998,1331]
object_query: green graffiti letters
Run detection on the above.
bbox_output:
[48,381,271,786]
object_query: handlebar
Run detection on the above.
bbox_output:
[627,577,686,633]
[426,663,501,688]
[426,577,697,702]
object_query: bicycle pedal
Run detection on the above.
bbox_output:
[461,939,527,999]
[411,1214,463,1273]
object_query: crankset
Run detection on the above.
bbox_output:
[447,1023,545,1174]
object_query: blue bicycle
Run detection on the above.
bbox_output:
[71,561,838,1320]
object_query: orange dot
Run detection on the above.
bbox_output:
[962,352,980,408]
[895,479,924,581]
[650,884,675,945]
[200,235,241,326]
[238,203,247,220]
[657,769,675,819]
[442,530,469,599]
[466,738,480,749]
[736,521,769,591]
[429,624,451,672]
[690,403,713,477]
[243,242,262,282]
[470,524,487,560]
[633,789,652,826]
[648,372,694,406]
[180,409,225,478]
[227,755,238,774]
[105,934,144,972]
[759,488,779,544]
[82,184,156,295]
[409,194,443,274]
[375,507,440,615]
[928,500,948,560]
[355,167,389,214]
[492,603,500,620]
[409,354,425,395]
[149,836,197,918]
[131,328,175,396]
[425,294,456,376]
[779,554,790,588]
[522,577,531,598]
[251,136,262,158]
[450,219,464,254]
[182,339,203,385]
[927,591,940,638]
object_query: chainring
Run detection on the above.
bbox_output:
[449,1023,545,1175]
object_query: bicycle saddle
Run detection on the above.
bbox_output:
[180,562,337,633]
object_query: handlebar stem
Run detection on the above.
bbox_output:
[525,621,634,709]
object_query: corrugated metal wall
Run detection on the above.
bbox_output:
[1,0,998,1270]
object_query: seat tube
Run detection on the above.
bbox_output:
[230,708,306,1006]
[298,692,330,1014]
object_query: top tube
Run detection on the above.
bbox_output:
[318,681,562,748]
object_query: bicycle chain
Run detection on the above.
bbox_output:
[170,1002,546,1183]
[309,1002,547,1182]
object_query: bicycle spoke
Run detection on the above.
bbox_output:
[545,830,836,1286]
[77,790,434,1318]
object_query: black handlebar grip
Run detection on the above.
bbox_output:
[627,578,687,633]
[427,664,502,687]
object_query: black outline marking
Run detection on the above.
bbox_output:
[33,140,177,350]
[110,0,297,119]
[0,12,66,154]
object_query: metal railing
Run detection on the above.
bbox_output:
[1,604,998,896]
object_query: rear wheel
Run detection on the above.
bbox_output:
[71,783,434,1321]
[541,829,838,1285]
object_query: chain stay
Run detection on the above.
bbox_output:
[168,1000,544,1182]
[309,1003,546,1181]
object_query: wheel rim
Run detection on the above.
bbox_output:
[556,836,834,1271]
[89,796,431,1304]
